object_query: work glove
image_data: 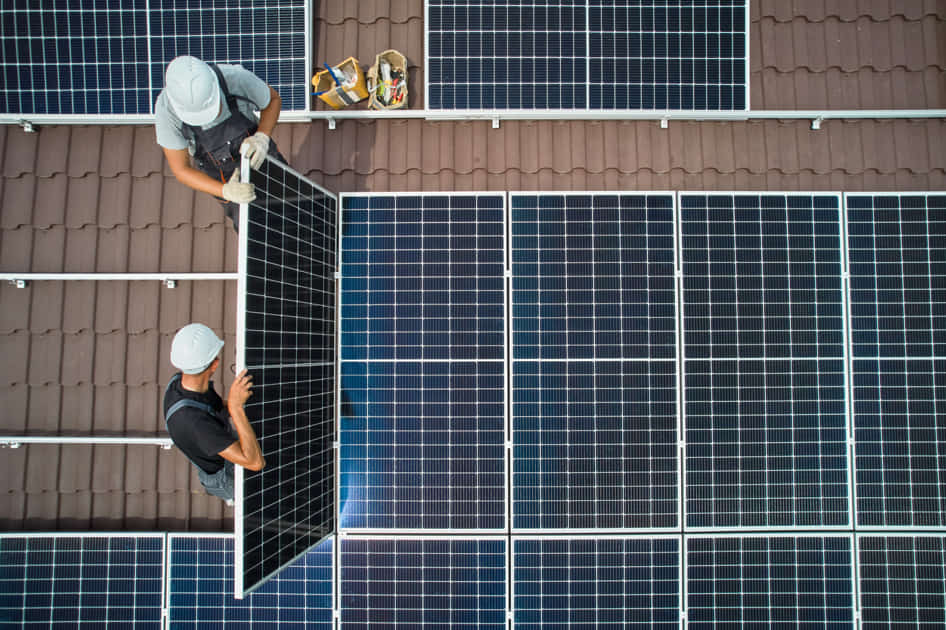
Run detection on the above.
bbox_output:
[221,170,256,204]
[241,131,270,169]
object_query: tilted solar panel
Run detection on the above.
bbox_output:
[1,0,307,116]
[680,194,849,528]
[235,156,337,596]
[0,535,163,628]
[847,194,946,527]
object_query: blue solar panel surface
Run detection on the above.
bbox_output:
[238,157,337,595]
[514,537,679,628]
[681,194,849,528]
[0,0,306,115]
[0,535,163,629]
[858,535,946,629]
[848,195,946,528]
[340,538,506,629]
[167,535,333,629]
[427,0,747,110]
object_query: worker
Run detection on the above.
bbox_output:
[164,323,266,505]
[154,55,287,230]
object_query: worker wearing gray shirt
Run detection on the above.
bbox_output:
[154,56,287,230]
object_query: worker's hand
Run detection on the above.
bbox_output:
[241,131,270,169]
[221,170,256,204]
[227,369,253,410]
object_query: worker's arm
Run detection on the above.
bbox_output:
[257,86,281,136]
[219,369,266,471]
[163,147,226,197]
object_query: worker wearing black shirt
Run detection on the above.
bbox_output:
[164,323,265,503]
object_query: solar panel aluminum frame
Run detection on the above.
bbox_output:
[844,192,946,531]
[678,192,853,532]
[337,191,509,534]
[511,534,683,626]
[234,154,339,598]
[509,191,681,534]
[423,1,750,115]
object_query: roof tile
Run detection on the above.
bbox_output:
[58,445,94,492]
[94,282,128,333]
[126,384,161,433]
[160,177,198,229]
[92,384,127,432]
[0,283,31,333]
[130,174,165,229]
[158,283,195,334]
[126,332,160,387]
[190,224,228,272]
[56,492,93,529]
[128,225,164,273]
[28,333,63,385]
[97,175,134,228]
[61,282,96,334]
[98,127,136,178]
[124,445,159,493]
[0,332,29,386]
[0,175,36,229]
[34,127,71,177]
[66,127,105,177]
[126,282,161,334]
[28,281,63,333]
[91,444,126,492]
[61,333,95,387]
[94,226,131,272]
[60,383,95,430]
[24,445,61,493]
[30,227,66,272]
[2,127,38,178]
[0,384,29,432]
[93,333,128,386]
[64,176,102,229]
[131,127,166,177]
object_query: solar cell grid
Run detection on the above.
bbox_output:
[513,359,678,530]
[0,535,163,629]
[341,194,505,362]
[340,538,506,629]
[680,193,844,360]
[513,537,680,628]
[686,536,854,629]
[511,193,676,360]
[237,156,337,596]
[167,535,333,629]
[858,535,946,629]
[339,360,506,530]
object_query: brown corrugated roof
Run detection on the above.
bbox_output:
[0,1,944,532]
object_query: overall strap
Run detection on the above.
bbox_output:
[164,373,218,429]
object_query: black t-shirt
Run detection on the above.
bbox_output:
[163,374,238,474]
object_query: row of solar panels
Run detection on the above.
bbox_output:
[1,534,943,628]
[1,1,747,115]
[337,191,945,532]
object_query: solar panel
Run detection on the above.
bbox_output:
[236,156,337,596]
[1,0,307,116]
[847,194,946,527]
[681,193,850,528]
[687,536,854,628]
[426,1,747,111]
[340,537,506,628]
[511,193,676,361]
[0,535,163,628]
[339,193,506,531]
[858,535,946,628]
[167,535,333,628]
[588,1,747,110]
[513,537,679,627]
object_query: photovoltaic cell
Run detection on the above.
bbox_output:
[847,195,946,528]
[511,193,676,360]
[341,194,505,362]
[588,1,747,109]
[0,535,163,629]
[339,360,505,530]
[426,1,747,111]
[426,1,588,109]
[858,535,946,629]
[680,194,844,360]
[513,537,680,628]
[1,0,306,115]
[685,358,849,528]
[237,156,337,595]
[687,536,854,628]
[513,360,678,530]
[167,535,333,629]
[340,538,506,629]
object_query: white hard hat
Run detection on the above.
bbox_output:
[164,56,221,126]
[170,323,225,374]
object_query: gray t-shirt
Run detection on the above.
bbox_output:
[154,63,271,152]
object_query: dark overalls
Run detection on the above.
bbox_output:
[181,64,287,231]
